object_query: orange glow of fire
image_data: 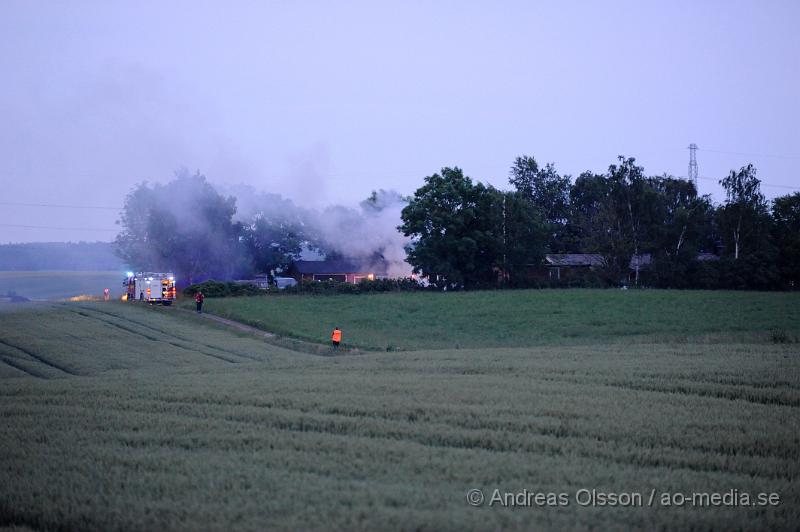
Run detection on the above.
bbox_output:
[67,294,101,302]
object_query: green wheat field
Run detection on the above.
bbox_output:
[191,289,800,350]
[1,289,799,531]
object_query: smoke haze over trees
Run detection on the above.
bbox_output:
[115,170,245,284]
[114,172,412,283]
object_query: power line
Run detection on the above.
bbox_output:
[1,153,797,214]
[679,144,799,193]
[0,201,122,210]
[0,223,117,232]
[698,147,800,161]
[692,176,799,190]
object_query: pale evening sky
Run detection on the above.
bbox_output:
[1,0,798,243]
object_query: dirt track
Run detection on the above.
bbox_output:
[192,311,277,337]
[183,308,364,356]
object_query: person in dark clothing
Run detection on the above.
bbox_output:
[195,291,204,313]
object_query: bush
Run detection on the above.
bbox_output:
[278,278,423,296]
[183,280,263,298]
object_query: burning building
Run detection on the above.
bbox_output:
[286,259,389,284]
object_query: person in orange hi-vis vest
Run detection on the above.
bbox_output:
[331,327,342,349]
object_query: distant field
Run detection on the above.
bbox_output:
[1,300,799,531]
[0,271,127,300]
[188,289,800,350]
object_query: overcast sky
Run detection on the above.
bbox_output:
[1,0,798,243]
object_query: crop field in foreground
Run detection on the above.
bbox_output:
[189,289,800,350]
[1,299,799,531]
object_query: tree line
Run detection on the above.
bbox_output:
[399,156,799,290]
[115,159,799,290]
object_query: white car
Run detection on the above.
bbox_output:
[273,277,298,290]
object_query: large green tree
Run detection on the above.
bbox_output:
[607,157,650,285]
[509,155,570,251]
[565,159,714,286]
[565,170,614,254]
[400,168,545,289]
[646,176,715,287]
[494,189,548,286]
[400,168,496,289]
[714,164,779,289]
[718,164,769,260]
[648,176,711,256]
[772,192,800,289]
[565,158,651,284]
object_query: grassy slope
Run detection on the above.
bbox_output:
[0,301,799,530]
[191,289,800,350]
[0,271,127,300]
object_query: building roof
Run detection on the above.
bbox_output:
[546,252,720,271]
[629,254,653,270]
[545,254,606,267]
[290,259,388,275]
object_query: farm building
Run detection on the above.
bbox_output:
[520,253,606,286]
[544,253,606,282]
[286,259,389,284]
[628,254,652,271]
[548,253,721,283]
[627,252,720,284]
[696,252,721,262]
[628,254,652,285]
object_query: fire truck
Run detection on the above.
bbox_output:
[124,272,177,305]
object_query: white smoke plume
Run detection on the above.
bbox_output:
[219,185,413,277]
[313,190,412,277]
[219,184,312,228]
